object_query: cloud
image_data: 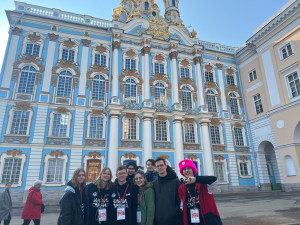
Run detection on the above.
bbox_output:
[0,31,9,72]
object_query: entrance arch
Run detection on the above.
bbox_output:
[294,122,300,143]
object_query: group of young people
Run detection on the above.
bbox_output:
[57,158,223,225]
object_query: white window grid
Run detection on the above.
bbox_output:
[52,113,69,137]
[25,44,40,56]
[10,111,30,135]
[124,78,137,103]
[181,67,190,79]
[280,43,293,60]
[62,49,75,62]
[125,59,136,71]
[182,86,193,109]
[207,90,218,112]
[239,162,249,176]
[92,75,106,101]
[17,66,36,94]
[155,120,168,141]
[215,162,227,183]
[1,158,22,184]
[248,70,257,82]
[229,93,239,115]
[123,118,137,140]
[184,123,196,143]
[205,71,214,83]
[57,70,73,97]
[154,63,164,74]
[234,127,244,146]
[210,125,221,145]
[226,74,235,86]
[94,54,106,66]
[89,116,104,139]
[46,158,64,183]
[287,72,300,98]
[253,93,263,114]
[155,82,166,105]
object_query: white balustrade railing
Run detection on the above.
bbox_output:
[197,40,238,54]
[15,1,112,28]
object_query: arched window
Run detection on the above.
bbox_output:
[284,155,296,176]
[182,86,192,109]
[17,66,36,94]
[125,78,137,103]
[172,0,176,7]
[207,90,217,112]
[229,93,239,115]
[57,70,72,97]
[155,82,166,105]
[92,75,106,101]
[145,1,149,10]
[226,74,235,86]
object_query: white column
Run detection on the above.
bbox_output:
[1,28,22,88]
[228,154,239,186]
[170,52,179,104]
[216,63,227,111]
[142,117,152,165]
[200,122,214,175]
[108,115,120,178]
[32,105,49,143]
[0,101,8,135]
[194,57,205,106]
[25,147,43,189]
[42,34,58,93]
[142,54,145,102]
[111,41,120,100]
[72,109,85,145]
[143,47,150,101]
[173,120,184,175]
[78,39,91,96]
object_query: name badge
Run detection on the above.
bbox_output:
[117,207,126,220]
[190,208,200,223]
[98,209,107,222]
[137,211,142,223]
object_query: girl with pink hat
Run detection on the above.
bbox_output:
[178,159,223,225]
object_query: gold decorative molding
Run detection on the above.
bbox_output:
[156,115,168,121]
[147,16,171,40]
[63,39,76,49]
[121,140,141,148]
[48,33,59,42]
[180,59,191,67]
[187,154,198,161]
[169,51,178,60]
[216,63,223,70]
[15,101,31,110]
[211,118,221,125]
[193,57,202,64]
[113,41,121,50]
[141,47,151,56]
[156,154,170,160]
[96,45,107,54]
[185,118,195,123]
[28,33,41,43]
[91,109,104,115]
[125,49,137,58]
[212,145,226,152]
[125,113,137,118]
[226,67,234,75]
[239,156,248,162]
[204,64,213,71]
[215,155,225,161]
[13,27,23,36]
[54,107,70,114]
[88,151,102,159]
[50,150,65,158]
[154,54,165,62]
[7,149,22,157]
[84,31,89,37]
[81,39,91,47]
[4,136,29,144]
[184,143,200,150]
[124,152,137,160]
[234,122,242,127]
[52,26,57,31]
[85,139,105,147]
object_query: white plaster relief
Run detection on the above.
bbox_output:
[276,120,285,129]
[246,81,263,93]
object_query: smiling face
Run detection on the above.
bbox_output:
[146,161,155,173]
[182,167,194,178]
[77,170,86,185]
[101,169,111,183]
[134,173,146,187]
[116,169,128,184]
[127,165,136,175]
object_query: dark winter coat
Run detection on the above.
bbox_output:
[21,187,43,220]
[145,171,158,182]
[0,189,12,221]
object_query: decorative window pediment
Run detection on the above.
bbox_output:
[22,32,46,58]
[237,156,253,178]
[58,38,80,63]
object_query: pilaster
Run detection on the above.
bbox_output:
[142,107,156,165]
[32,105,49,143]
[216,63,227,116]
[111,37,121,104]
[25,147,43,190]
[72,108,85,145]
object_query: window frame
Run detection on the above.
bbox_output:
[248,69,257,83]
[48,111,73,138]
[210,125,224,145]
[154,62,165,75]
[253,93,264,115]
[204,71,215,83]
[183,122,198,143]
[154,119,170,142]
[124,78,138,103]
[21,32,46,58]
[87,114,106,139]
[233,126,247,146]
[206,89,218,113]
[6,108,33,136]
[181,85,194,109]
[122,117,140,140]
[154,81,167,106]
[284,70,300,101]
[58,38,79,63]
[279,41,294,61]
[214,157,229,184]
[237,157,253,178]
[229,92,240,116]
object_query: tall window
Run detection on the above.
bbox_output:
[94,54,106,66]
[89,116,104,139]
[248,70,257,82]
[207,90,217,112]
[123,118,137,140]
[253,93,263,114]
[181,67,190,79]
[215,162,226,182]
[287,72,300,98]
[229,93,239,115]
[25,44,40,56]
[234,127,244,146]
[124,78,137,103]
[155,82,166,105]
[182,86,193,109]
[17,66,36,94]
[52,113,69,137]
[1,158,22,184]
[226,74,235,86]
[46,158,64,183]
[210,125,221,145]
[154,63,164,74]
[125,59,136,71]
[62,49,75,62]
[10,111,30,135]
[172,0,176,6]
[280,43,293,60]
[145,1,149,10]
[57,70,72,97]
[155,120,168,141]
[184,123,195,143]
[205,71,214,83]
[92,75,106,101]
[239,162,249,176]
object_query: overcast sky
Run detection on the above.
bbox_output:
[0,0,289,71]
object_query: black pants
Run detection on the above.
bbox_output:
[0,213,11,225]
[22,219,40,225]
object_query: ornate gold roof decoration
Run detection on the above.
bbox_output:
[7,149,22,157]
[28,32,41,43]
[125,49,137,58]
[147,16,171,40]
[88,151,102,159]
[190,29,197,38]
[63,39,76,49]
[124,152,137,160]
[50,150,65,158]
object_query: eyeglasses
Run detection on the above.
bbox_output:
[156,164,165,168]
[117,172,127,175]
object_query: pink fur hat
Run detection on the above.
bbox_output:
[179,159,197,176]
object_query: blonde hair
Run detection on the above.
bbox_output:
[71,168,86,188]
[94,167,112,191]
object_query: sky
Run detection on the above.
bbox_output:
[0,0,290,71]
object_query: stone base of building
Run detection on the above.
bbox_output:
[215,186,260,193]
[282,183,300,192]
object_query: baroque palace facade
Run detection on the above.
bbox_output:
[0,0,299,204]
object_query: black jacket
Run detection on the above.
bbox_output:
[153,169,182,225]
[57,181,85,225]
[145,171,158,182]
[85,182,110,225]
[108,181,138,225]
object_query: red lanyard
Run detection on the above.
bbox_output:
[186,185,198,208]
[99,188,107,206]
[117,184,129,204]
[138,193,142,206]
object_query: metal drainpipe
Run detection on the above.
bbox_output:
[234,52,261,189]
[0,11,25,83]
[103,25,113,167]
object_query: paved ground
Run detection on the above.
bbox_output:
[6,191,300,225]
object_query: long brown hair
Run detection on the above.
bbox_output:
[94,167,112,191]
[72,168,86,188]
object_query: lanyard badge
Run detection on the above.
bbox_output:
[116,184,129,220]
